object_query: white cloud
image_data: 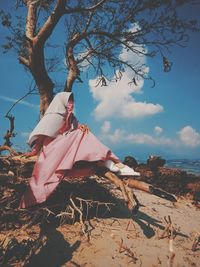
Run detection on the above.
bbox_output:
[89,23,163,120]
[178,126,200,147]
[100,125,173,146]
[0,95,39,110]
[101,121,111,134]
[101,128,126,144]
[89,74,163,120]
[154,126,163,136]
[127,133,172,146]
[109,129,126,143]
[99,124,200,152]
[127,133,157,145]
[121,101,163,118]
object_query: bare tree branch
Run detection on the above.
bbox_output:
[5,82,37,117]
[25,0,37,39]
[64,0,107,14]
[36,0,66,44]
[18,55,30,67]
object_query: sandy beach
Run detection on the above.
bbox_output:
[2,190,197,267]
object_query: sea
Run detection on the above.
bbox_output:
[137,159,200,176]
[165,159,200,176]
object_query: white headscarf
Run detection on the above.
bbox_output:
[28,92,72,146]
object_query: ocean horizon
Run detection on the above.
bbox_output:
[165,159,200,176]
[138,158,200,176]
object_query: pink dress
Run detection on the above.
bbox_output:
[19,102,119,208]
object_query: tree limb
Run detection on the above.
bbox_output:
[18,55,30,67]
[64,0,107,14]
[3,115,16,147]
[36,0,66,45]
[5,82,37,117]
[26,0,37,39]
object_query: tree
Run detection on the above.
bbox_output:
[0,0,199,115]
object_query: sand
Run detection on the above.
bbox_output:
[46,191,200,267]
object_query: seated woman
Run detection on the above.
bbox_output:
[20,92,140,208]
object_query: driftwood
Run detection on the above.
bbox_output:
[0,145,19,156]
[125,179,177,202]
[0,154,196,267]
[0,155,177,212]
[88,172,176,216]
[89,173,140,215]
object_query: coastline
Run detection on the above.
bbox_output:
[137,158,200,176]
[165,159,200,176]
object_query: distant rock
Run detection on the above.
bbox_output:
[147,155,166,170]
[123,156,138,168]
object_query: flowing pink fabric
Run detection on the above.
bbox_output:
[19,129,119,208]
[20,97,119,208]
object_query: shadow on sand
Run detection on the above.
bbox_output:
[25,225,81,267]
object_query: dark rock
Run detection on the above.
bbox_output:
[123,156,138,168]
[147,155,166,170]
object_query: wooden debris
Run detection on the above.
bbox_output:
[168,229,175,267]
[91,172,140,215]
[0,145,19,156]
[157,216,176,267]
[192,232,200,251]
[158,216,176,240]
[118,238,138,264]
[125,179,177,202]
[12,155,38,163]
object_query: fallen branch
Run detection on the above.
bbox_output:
[103,171,139,214]
[88,172,147,215]
[125,179,177,202]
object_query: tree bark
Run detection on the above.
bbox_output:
[30,42,54,115]
[20,0,67,115]
[64,45,80,92]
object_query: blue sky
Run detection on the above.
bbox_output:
[0,2,200,160]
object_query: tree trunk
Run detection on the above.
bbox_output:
[19,0,67,115]
[64,46,80,92]
[30,42,54,116]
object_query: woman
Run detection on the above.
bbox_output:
[20,92,140,208]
